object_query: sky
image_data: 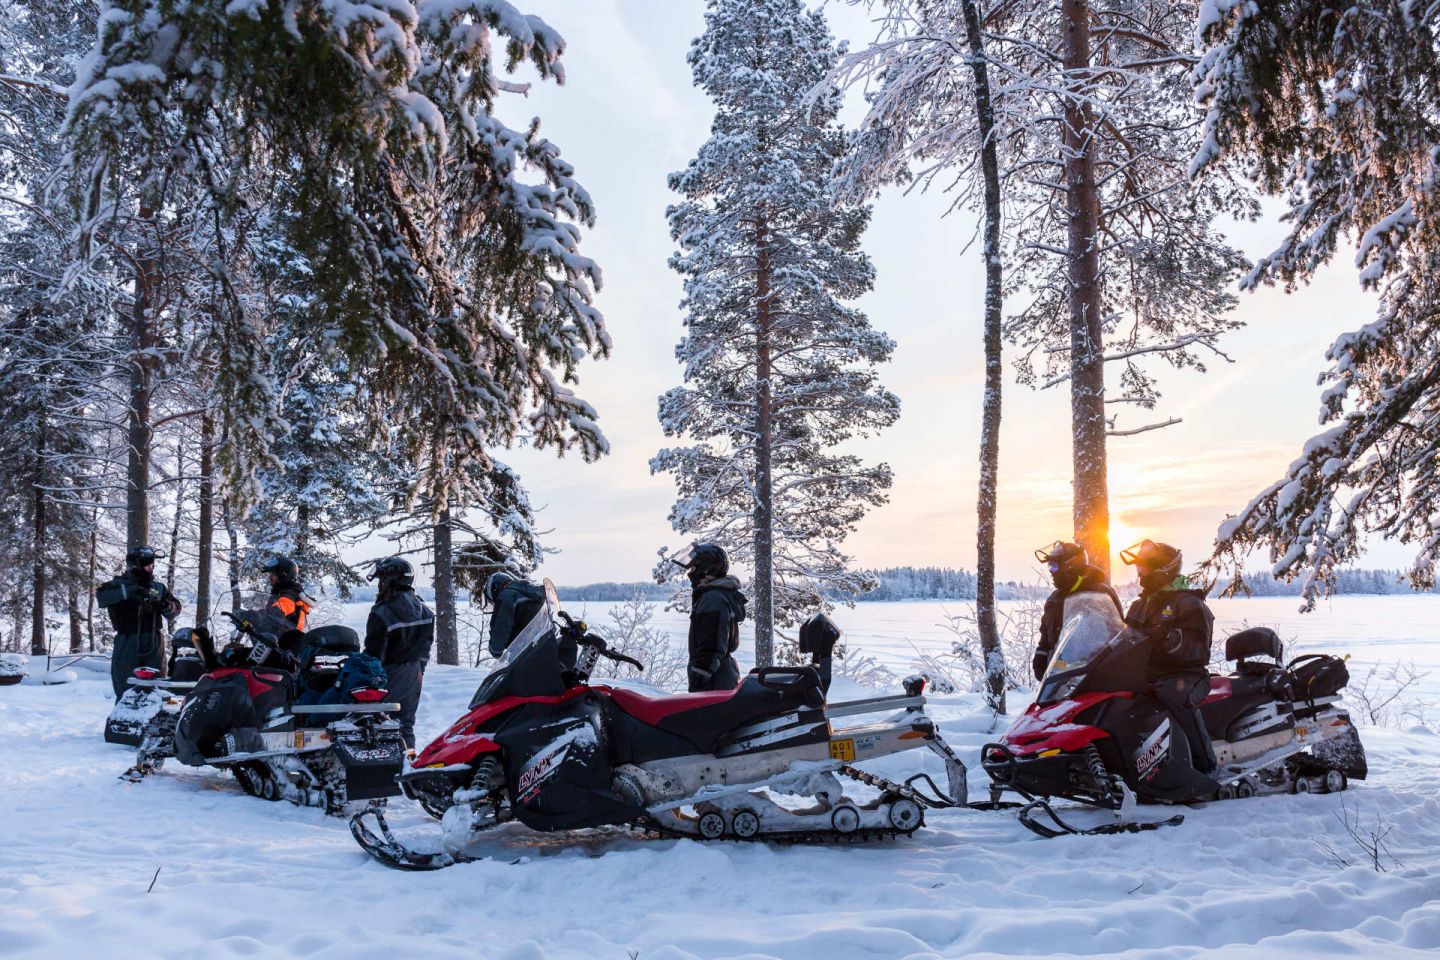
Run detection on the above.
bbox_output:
[436,0,1413,587]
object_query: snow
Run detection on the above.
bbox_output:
[3,598,1440,959]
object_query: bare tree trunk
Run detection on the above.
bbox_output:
[1061,0,1110,579]
[86,498,99,650]
[195,412,214,627]
[752,221,775,669]
[296,499,310,555]
[165,438,186,594]
[127,205,158,550]
[433,506,459,666]
[29,421,48,656]
[68,586,83,654]
[223,499,242,611]
[963,0,1007,714]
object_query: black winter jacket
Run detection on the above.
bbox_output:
[1037,565,1123,660]
[96,571,181,636]
[488,580,547,658]
[1125,582,1214,680]
[688,576,746,672]
[364,588,436,665]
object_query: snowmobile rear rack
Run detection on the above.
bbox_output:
[288,703,400,715]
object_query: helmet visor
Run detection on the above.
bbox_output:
[1119,540,1162,568]
[669,543,699,569]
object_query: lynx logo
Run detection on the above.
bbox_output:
[516,741,571,803]
[1134,718,1171,783]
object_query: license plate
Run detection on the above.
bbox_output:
[829,738,855,762]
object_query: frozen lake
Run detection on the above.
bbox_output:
[331,594,1440,706]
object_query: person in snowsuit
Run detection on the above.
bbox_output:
[484,572,547,658]
[97,545,182,698]
[673,542,745,693]
[1120,539,1217,774]
[364,557,435,750]
[1033,540,1124,680]
[262,556,311,633]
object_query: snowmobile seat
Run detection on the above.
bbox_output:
[605,669,825,753]
[1199,670,1284,742]
[1225,627,1283,675]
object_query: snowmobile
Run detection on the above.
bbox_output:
[351,581,969,870]
[981,592,1368,837]
[124,609,405,815]
[104,627,212,745]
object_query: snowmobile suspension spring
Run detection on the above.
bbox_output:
[1085,745,1108,781]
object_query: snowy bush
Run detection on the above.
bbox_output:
[589,595,687,692]
[913,598,1044,697]
[1345,660,1435,730]
[0,653,27,679]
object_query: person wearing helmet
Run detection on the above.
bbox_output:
[1120,539,1217,774]
[484,570,547,659]
[262,556,311,632]
[364,557,435,750]
[96,545,183,698]
[1033,540,1123,681]
[672,542,745,692]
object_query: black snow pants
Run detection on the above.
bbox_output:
[687,654,740,694]
[111,631,164,699]
[386,659,425,749]
[1150,671,1216,773]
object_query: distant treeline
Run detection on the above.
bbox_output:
[1229,569,1432,597]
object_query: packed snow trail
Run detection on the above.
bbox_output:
[1,658,1438,959]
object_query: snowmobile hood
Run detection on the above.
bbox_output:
[695,577,747,621]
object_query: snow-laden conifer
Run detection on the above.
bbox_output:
[655,0,897,665]
[1195,0,1440,604]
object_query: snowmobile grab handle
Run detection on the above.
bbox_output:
[559,611,645,673]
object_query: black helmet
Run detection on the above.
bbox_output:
[1120,539,1182,591]
[672,542,729,581]
[125,545,162,572]
[1035,540,1087,587]
[262,556,299,581]
[483,571,517,605]
[369,556,414,591]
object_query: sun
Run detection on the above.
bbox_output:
[1109,518,1142,564]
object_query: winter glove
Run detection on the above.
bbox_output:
[1032,651,1049,681]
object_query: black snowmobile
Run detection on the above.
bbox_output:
[351,580,969,869]
[104,627,214,745]
[982,593,1368,837]
[124,609,405,814]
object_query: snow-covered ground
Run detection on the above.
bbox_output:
[3,599,1439,959]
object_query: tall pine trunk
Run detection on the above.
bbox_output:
[1061,0,1110,578]
[68,586,83,654]
[127,205,158,550]
[963,0,1007,714]
[223,499,242,611]
[165,439,185,594]
[29,420,48,656]
[433,507,459,666]
[86,497,99,650]
[195,412,215,627]
[752,221,775,668]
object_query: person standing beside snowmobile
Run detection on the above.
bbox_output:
[1121,539,1217,773]
[484,571,547,658]
[364,557,435,750]
[1032,540,1124,680]
[262,555,311,632]
[673,542,745,693]
[97,546,182,698]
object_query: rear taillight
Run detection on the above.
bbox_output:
[133,667,160,680]
[349,687,388,703]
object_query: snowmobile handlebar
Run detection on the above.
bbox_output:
[557,611,644,673]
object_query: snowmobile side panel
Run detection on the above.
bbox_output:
[413,689,588,767]
[494,695,641,832]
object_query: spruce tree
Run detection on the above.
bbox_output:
[656,0,897,666]
[1195,0,1440,603]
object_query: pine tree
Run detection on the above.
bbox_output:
[1195,0,1440,604]
[62,0,611,515]
[656,0,897,666]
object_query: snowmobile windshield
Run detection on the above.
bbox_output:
[1044,592,1127,678]
[468,582,564,708]
[232,608,295,645]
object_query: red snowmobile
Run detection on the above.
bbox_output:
[982,593,1368,836]
[351,581,968,869]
